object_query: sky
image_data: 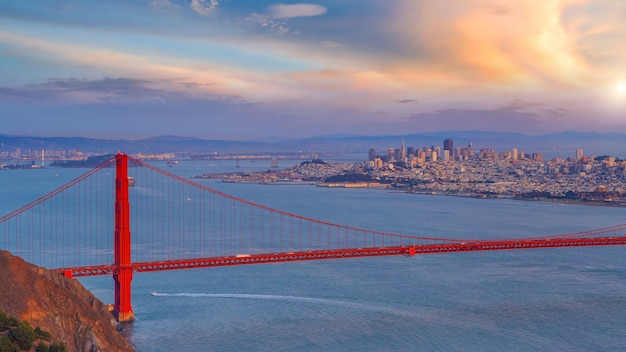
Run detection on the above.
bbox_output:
[0,0,625,140]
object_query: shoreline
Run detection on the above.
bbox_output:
[512,196,626,208]
[410,190,626,208]
[205,176,626,208]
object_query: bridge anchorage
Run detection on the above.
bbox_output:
[2,153,626,323]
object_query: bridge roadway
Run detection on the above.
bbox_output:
[60,235,626,278]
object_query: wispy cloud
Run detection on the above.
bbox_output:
[190,0,219,16]
[242,3,327,35]
[0,30,304,101]
[391,0,626,91]
[268,3,327,19]
[1,0,625,138]
[244,13,291,35]
[150,0,172,8]
[320,41,341,48]
[0,78,168,104]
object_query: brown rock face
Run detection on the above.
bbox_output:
[0,250,134,352]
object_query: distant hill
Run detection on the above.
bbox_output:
[0,250,134,351]
[1,131,625,159]
[0,134,266,154]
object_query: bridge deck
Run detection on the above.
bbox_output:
[60,236,626,277]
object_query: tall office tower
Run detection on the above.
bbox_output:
[368,148,376,161]
[512,148,518,160]
[400,139,406,161]
[443,150,450,161]
[532,152,543,162]
[417,150,426,163]
[394,148,402,161]
[431,150,438,162]
[455,147,462,161]
[407,146,415,157]
[576,148,583,161]
[460,148,468,160]
[387,148,395,162]
[443,139,454,160]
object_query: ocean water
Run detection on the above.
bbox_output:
[2,159,626,351]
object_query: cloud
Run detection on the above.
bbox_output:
[268,3,327,19]
[0,76,371,139]
[190,0,219,16]
[0,30,304,103]
[499,100,544,111]
[0,76,271,138]
[390,0,626,91]
[0,78,164,104]
[2,0,626,138]
[150,0,172,8]
[0,77,246,106]
[404,108,546,134]
[243,3,327,35]
[320,41,341,48]
[397,99,419,104]
[244,14,291,35]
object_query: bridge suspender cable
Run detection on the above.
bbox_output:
[2,152,626,323]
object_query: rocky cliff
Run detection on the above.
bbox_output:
[0,250,134,351]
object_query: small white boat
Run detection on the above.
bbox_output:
[150,291,158,296]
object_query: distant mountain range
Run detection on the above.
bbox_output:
[1,131,625,159]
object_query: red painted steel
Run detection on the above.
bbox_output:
[0,153,618,322]
[59,235,626,278]
[112,153,134,323]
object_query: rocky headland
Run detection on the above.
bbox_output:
[0,250,134,352]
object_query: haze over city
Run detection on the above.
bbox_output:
[1,0,625,140]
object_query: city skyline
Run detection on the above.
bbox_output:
[1,1,625,139]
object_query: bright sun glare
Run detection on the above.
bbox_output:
[617,81,626,94]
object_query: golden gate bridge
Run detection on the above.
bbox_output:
[2,153,626,322]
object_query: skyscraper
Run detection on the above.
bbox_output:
[532,152,543,162]
[443,139,453,160]
[368,148,376,161]
[387,148,395,162]
[576,148,584,161]
[400,138,406,161]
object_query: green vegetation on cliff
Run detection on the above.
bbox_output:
[0,310,66,352]
[0,250,134,351]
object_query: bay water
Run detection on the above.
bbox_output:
[2,158,626,351]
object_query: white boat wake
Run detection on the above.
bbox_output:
[150,292,422,317]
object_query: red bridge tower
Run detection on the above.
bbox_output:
[112,153,134,322]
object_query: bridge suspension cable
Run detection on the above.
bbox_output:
[1,154,625,273]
